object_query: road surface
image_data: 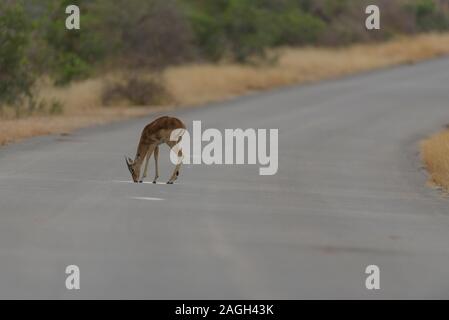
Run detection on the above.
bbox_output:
[1,58,449,299]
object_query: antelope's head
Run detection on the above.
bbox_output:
[125,156,140,183]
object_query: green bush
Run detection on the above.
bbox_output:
[222,0,280,62]
[186,0,322,62]
[408,0,449,31]
[188,9,226,61]
[102,75,172,106]
[84,0,194,70]
[44,0,108,85]
[51,52,90,86]
[0,1,35,109]
[275,9,326,45]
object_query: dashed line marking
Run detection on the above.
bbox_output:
[112,180,174,185]
[129,196,165,201]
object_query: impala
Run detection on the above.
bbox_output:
[125,116,186,184]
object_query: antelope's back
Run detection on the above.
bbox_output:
[141,116,186,144]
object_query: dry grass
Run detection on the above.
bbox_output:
[2,32,449,146]
[166,33,449,106]
[0,108,162,146]
[421,130,449,192]
[37,78,105,115]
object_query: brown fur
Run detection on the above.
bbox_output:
[125,116,186,184]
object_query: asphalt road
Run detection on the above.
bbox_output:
[1,58,449,299]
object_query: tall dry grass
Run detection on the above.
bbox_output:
[421,130,449,192]
[0,108,159,146]
[165,33,449,106]
[2,33,449,145]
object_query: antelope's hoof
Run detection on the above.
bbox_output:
[152,180,157,184]
[139,180,143,183]
[167,181,174,184]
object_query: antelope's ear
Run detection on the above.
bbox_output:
[127,157,133,164]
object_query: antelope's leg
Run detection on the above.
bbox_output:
[141,153,151,181]
[152,145,160,183]
[140,145,155,182]
[166,141,183,184]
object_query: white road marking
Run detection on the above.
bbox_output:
[112,180,181,185]
[130,197,164,201]
[112,180,141,184]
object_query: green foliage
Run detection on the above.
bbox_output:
[221,0,280,62]
[322,0,350,19]
[408,0,449,31]
[188,8,226,61]
[185,0,326,61]
[0,1,35,108]
[275,8,326,45]
[3,0,449,106]
[44,0,106,85]
[52,52,90,86]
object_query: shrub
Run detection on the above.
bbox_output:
[188,9,226,61]
[102,75,172,106]
[275,9,326,45]
[44,0,108,85]
[221,1,279,62]
[87,0,195,71]
[186,0,325,61]
[0,1,35,109]
[52,52,91,86]
[408,0,449,31]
